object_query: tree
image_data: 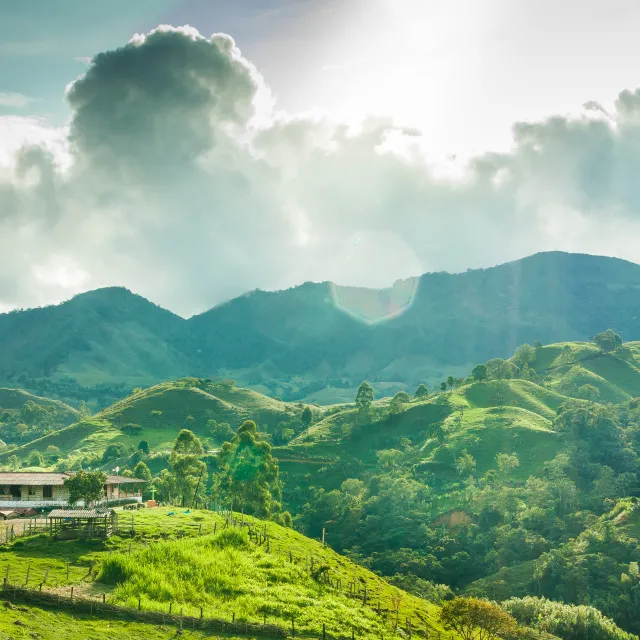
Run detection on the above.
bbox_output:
[133,460,152,483]
[208,420,235,442]
[593,329,623,354]
[355,382,374,421]
[390,391,411,414]
[173,429,204,455]
[486,358,515,380]
[6,454,20,471]
[64,470,107,506]
[440,382,448,392]
[447,376,456,389]
[440,597,517,640]
[215,420,283,518]
[77,401,91,420]
[102,442,130,463]
[28,450,44,467]
[496,453,520,479]
[301,407,312,427]
[577,384,600,402]
[513,344,535,368]
[471,364,488,382]
[415,384,429,399]
[137,440,150,455]
[456,451,476,478]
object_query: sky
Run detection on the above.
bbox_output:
[3,0,640,315]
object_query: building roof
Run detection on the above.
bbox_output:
[0,472,72,486]
[48,508,114,519]
[0,510,17,517]
[106,476,146,485]
[0,472,146,486]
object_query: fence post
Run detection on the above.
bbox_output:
[291,616,295,637]
[138,596,141,611]
[169,602,172,615]
[70,586,74,602]
[66,562,70,581]
[322,622,326,640]
[180,608,183,631]
[25,563,31,586]
[200,606,203,619]
[103,593,106,604]
[44,567,49,584]
[214,522,217,534]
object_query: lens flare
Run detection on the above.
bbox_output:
[330,276,419,325]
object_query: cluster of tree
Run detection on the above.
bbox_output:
[0,400,75,446]
[502,596,636,640]
[149,422,291,525]
[9,374,132,409]
[294,395,640,634]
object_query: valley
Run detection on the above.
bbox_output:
[1,326,640,638]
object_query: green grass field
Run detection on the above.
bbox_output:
[0,605,216,640]
[0,507,456,639]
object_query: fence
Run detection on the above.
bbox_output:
[0,518,48,543]
[0,508,455,639]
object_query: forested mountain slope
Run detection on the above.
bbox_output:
[4,252,640,400]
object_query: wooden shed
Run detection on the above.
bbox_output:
[48,508,118,539]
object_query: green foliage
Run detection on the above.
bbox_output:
[513,344,536,368]
[28,449,44,467]
[390,392,411,414]
[63,470,107,506]
[102,442,130,463]
[440,597,517,639]
[215,420,283,518]
[593,329,623,354]
[502,596,636,640]
[486,358,517,380]
[356,381,374,420]
[133,460,152,483]
[301,406,313,426]
[472,365,488,382]
[137,439,150,454]
[208,419,235,442]
[173,428,204,455]
[415,384,429,398]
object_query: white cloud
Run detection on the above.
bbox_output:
[0,92,35,108]
[2,24,640,316]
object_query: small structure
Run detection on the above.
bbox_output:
[48,508,118,539]
[0,510,17,520]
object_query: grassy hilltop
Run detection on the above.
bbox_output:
[0,507,454,640]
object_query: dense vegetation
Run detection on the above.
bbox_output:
[3,322,640,636]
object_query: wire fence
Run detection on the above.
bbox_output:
[0,508,455,639]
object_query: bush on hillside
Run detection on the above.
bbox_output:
[502,597,636,640]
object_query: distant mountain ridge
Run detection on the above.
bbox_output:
[3,251,640,395]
